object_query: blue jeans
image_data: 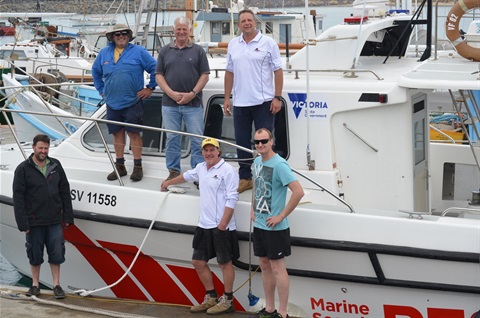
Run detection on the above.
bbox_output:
[233,101,275,180]
[162,105,204,171]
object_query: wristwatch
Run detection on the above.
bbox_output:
[147,86,155,91]
[191,89,198,97]
[274,95,282,101]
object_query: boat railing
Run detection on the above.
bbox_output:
[441,206,480,217]
[0,107,356,212]
[3,56,92,82]
[434,0,479,59]
[2,71,99,117]
[211,67,384,81]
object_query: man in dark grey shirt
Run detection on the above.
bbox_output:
[155,16,210,181]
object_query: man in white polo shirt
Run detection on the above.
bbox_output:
[160,137,239,315]
[224,9,284,193]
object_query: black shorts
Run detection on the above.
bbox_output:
[106,100,143,134]
[253,227,291,260]
[192,227,240,264]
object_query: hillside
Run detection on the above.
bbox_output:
[0,0,454,14]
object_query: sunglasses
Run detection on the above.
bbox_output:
[114,31,130,36]
[253,139,270,145]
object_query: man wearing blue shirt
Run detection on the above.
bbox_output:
[92,24,157,182]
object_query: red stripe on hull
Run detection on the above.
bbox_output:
[99,240,193,305]
[64,225,148,300]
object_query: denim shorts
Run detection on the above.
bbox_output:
[192,227,239,264]
[25,223,65,266]
[106,100,143,134]
[253,227,291,260]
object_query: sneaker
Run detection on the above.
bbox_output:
[238,178,253,193]
[249,308,278,318]
[166,169,180,181]
[53,285,65,299]
[207,295,235,315]
[26,285,40,297]
[190,294,218,313]
[130,166,143,181]
[107,164,127,181]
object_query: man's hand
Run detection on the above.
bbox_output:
[138,88,154,100]
[224,99,232,116]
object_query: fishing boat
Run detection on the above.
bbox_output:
[1,72,101,142]
[0,0,479,317]
[194,0,323,54]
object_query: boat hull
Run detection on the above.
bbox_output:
[1,177,479,317]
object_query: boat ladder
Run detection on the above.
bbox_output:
[449,89,480,172]
[132,0,156,48]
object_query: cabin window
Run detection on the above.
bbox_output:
[82,93,192,157]
[222,22,230,35]
[204,96,289,159]
[265,22,273,34]
[0,49,27,59]
[212,22,221,34]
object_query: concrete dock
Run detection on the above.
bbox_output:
[1,286,251,318]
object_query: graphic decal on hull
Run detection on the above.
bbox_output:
[64,225,245,310]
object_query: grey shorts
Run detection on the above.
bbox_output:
[192,227,239,264]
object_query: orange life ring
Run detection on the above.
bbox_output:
[445,0,480,61]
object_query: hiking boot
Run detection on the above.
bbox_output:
[53,285,65,299]
[207,295,234,315]
[190,294,218,313]
[130,166,143,181]
[249,308,278,318]
[107,164,127,181]
[166,169,180,181]
[26,285,40,297]
[238,178,253,193]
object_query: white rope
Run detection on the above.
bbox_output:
[73,192,170,297]
[31,296,152,318]
[1,288,154,317]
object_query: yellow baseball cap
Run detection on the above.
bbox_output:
[201,137,220,148]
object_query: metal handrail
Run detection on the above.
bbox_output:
[213,67,384,81]
[441,207,480,217]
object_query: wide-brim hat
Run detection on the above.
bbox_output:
[106,24,133,42]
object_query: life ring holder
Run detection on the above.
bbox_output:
[445,0,480,61]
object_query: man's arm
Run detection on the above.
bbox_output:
[160,174,187,191]
[12,165,28,232]
[218,207,234,231]
[224,71,234,116]
[265,180,304,229]
[193,73,209,94]
[270,68,284,115]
